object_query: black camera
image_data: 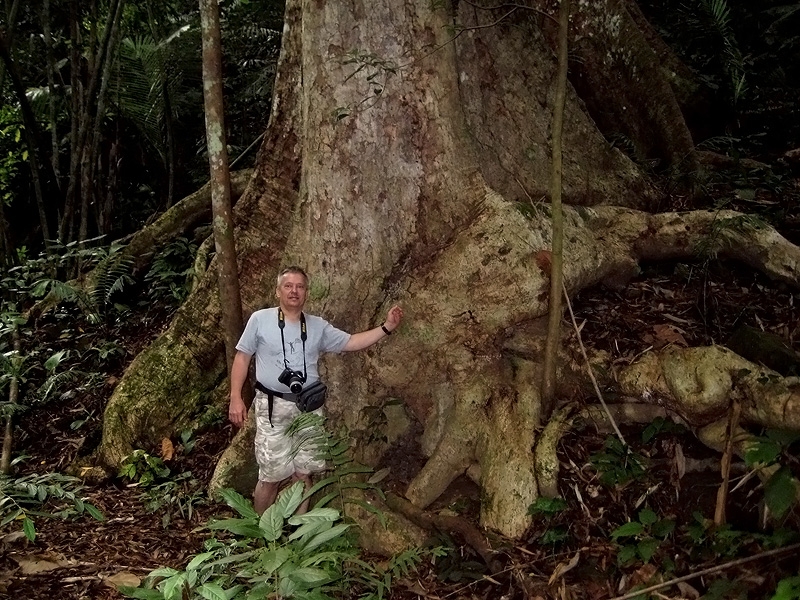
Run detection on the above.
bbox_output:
[278,367,306,393]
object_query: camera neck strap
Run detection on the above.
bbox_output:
[277,308,307,380]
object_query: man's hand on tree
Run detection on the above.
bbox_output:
[384,305,403,333]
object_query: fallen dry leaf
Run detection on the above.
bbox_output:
[103,571,142,588]
[548,551,580,585]
[13,553,71,574]
[630,562,658,586]
[643,323,688,349]
[677,581,701,599]
[161,437,175,461]
[0,531,28,547]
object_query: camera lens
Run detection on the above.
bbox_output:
[289,379,303,394]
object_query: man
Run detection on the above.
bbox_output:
[229,266,403,514]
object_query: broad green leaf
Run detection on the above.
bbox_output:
[746,441,782,466]
[651,518,675,539]
[528,496,568,516]
[259,546,292,575]
[219,488,258,519]
[611,521,644,540]
[637,538,660,563]
[765,467,796,519]
[207,518,263,538]
[186,551,215,571]
[162,572,187,600]
[1,508,22,526]
[771,576,800,600]
[44,349,68,371]
[224,584,244,599]
[197,582,228,600]
[304,523,350,551]
[22,517,35,541]
[289,567,330,585]
[288,507,339,525]
[289,520,330,542]
[84,503,105,521]
[205,550,257,569]
[638,508,658,526]
[116,587,163,599]
[147,567,180,578]
[617,544,638,566]
[274,482,304,519]
[186,569,198,589]
[259,504,285,542]
[305,474,340,497]
[278,574,297,598]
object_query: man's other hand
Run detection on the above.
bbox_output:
[229,396,247,427]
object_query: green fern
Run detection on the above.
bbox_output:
[0,471,105,541]
[682,0,748,104]
[91,252,135,310]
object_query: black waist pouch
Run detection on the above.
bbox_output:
[297,380,327,412]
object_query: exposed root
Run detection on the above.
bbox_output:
[384,492,502,572]
[618,345,800,430]
[535,404,575,499]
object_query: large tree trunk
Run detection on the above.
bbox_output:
[89,0,800,544]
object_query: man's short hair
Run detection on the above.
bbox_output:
[276,266,309,287]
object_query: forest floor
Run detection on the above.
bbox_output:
[1,164,800,600]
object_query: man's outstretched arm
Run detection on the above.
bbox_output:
[343,305,403,352]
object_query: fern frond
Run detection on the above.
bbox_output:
[91,253,135,309]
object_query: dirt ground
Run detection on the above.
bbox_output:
[1,249,799,599]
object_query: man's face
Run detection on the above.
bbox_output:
[276,272,308,310]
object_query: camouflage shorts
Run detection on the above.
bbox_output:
[253,391,326,483]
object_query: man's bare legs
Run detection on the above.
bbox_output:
[254,480,280,515]
[253,472,314,515]
[292,472,313,514]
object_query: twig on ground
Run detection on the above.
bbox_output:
[714,400,741,525]
[607,542,800,600]
[562,282,626,446]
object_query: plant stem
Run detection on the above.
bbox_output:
[1,327,20,474]
[541,0,570,416]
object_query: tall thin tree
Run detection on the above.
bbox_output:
[541,0,570,415]
[199,0,243,371]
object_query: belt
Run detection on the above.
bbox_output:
[254,381,296,400]
[254,381,295,427]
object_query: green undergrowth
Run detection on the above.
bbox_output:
[0,463,105,541]
[120,415,448,600]
[527,417,800,599]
